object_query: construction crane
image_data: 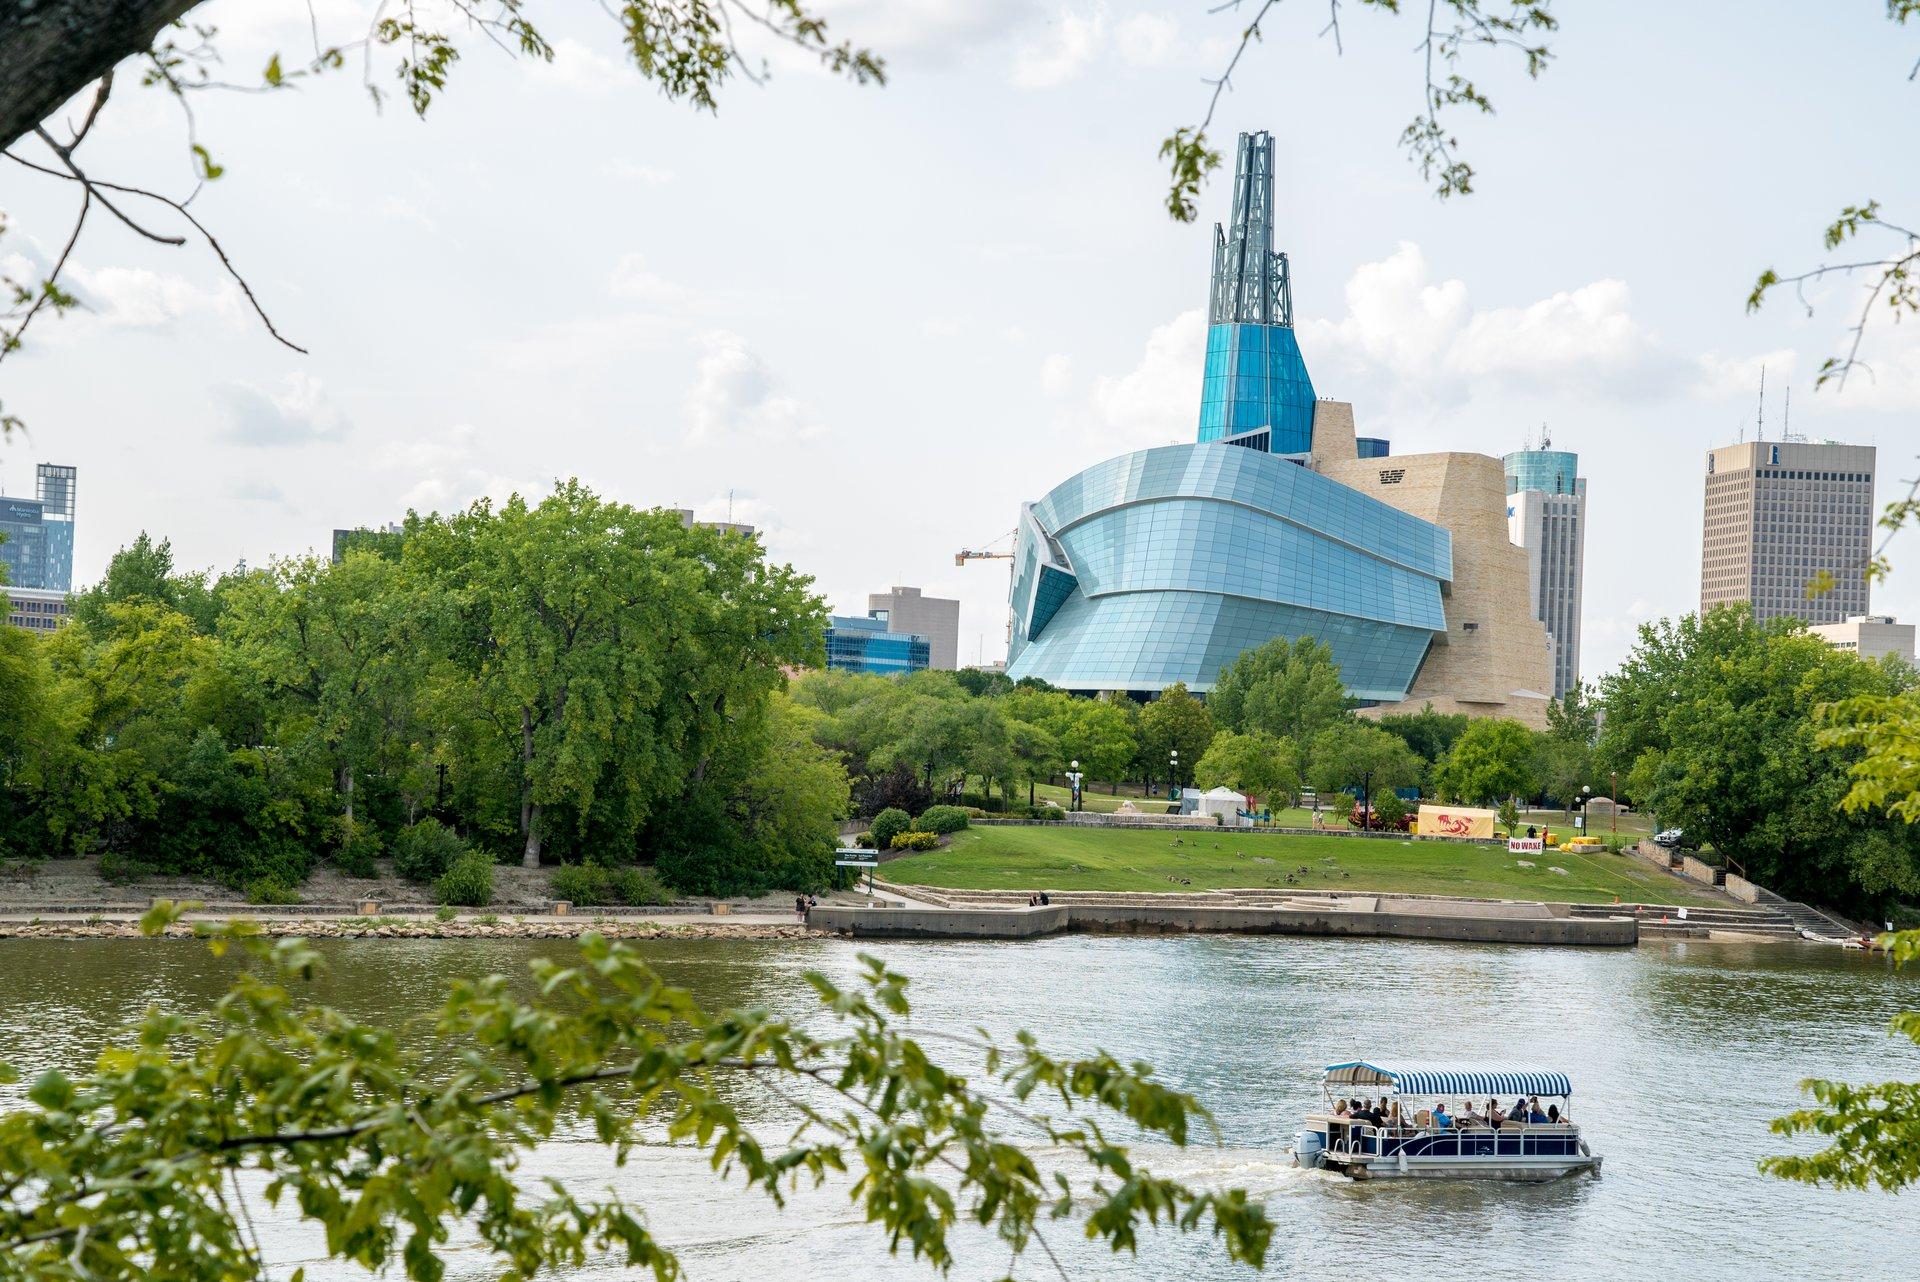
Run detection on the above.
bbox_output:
[956,534,1018,647]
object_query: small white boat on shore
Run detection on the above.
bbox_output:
[1296,1060,1602,1181]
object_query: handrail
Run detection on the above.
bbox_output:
[1321,1118,1581,1161]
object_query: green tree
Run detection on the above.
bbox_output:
[1208,636,1350,743]
[1374,703,1471,768]
[1533,733,1594,817]
[1193,730,1302,809]
[1600,605,1920,914]
[1058,697,1138,791]
[1545,681,1599,744]
[1431,719,1539,806]
[220,551,431,861]
[1305,721,1423,799]
[1005,717,1060,807]
[409,483,822,868]
[1138,682,1216,789]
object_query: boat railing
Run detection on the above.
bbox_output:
[1320,1117,1582,1161]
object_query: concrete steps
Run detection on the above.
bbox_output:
[1564,901,1799,937]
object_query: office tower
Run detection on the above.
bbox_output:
[34,464,76,591]
[0,463,76,592]
[824,614,930,675]
[1196,131,1316,455]
[866,585,961,672]
[331,523,404,563]
[1504,447,1587,698]
[1701,440,1875,624]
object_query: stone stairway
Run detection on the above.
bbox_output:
[1753,889,1866,941]
[1563,901,1800,940]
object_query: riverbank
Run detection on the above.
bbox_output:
[0,912,815,941]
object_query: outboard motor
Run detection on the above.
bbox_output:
[1294,1129,1326,1169]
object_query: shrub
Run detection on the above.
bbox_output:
[549,862,610,905]
[98,850,155,884]
[335,822,383,879]
[609,865,675,906]
[392,818,468,883]
[434,905,457,922]
[244,875,302,905]
[854,833,875,849]
[550,862,678,907]
[870,808,911,851]
[889,830,940,852]
[914,805,971,835]
[434,850,495,906]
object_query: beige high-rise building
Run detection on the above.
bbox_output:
[1701,440,1875,624]
[1809,615,1915,664]
[867,585,961,671]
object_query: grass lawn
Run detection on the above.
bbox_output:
[879,824,1724,906]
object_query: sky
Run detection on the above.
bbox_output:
[2,0,1917,680]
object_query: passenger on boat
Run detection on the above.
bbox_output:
[1526,1097,1550,1123]
[1547,1104,1562,1123]
[1387,1101,1405,1130]
[1432,1103,1453,1130]
[1509,1098,1528,1123]
[1460,1101,1486,1126]
[1333,1099,1349,1117]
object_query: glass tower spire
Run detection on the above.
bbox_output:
[1197,131,1316,454]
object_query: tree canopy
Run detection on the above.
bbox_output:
[1208,636,1350,745]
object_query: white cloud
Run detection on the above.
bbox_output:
[1012,8,1107,89]
[683,331,824,443]
[374,424,543,518]
[230,479,286,504]
[600,158,676,185]
[1300,242,1691,415]
[1114,12,1180,66]
[1087,309,1205,448]
[524,36,628,95]
[813,0,1037,64]
[607,253,688,306]
[1040,352,1074,396]
[211,373,351,447]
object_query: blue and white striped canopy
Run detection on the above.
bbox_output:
[1323,1061,1573,1098]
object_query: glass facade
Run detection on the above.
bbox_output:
[825,614,930,676]
[0,497,48,589]
[1356,437,1392,459]
[1006,444,1450,699]
[1503,449,1580,497]
[1196,322,1317,454]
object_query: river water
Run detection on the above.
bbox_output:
[2,935,1915,1279]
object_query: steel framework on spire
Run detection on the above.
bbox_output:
[1208,131,1293,327]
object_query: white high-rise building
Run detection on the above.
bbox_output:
[1504,447,1587,699]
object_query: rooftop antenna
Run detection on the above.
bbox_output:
[1540,422,1551,451]
[1756,366,1766,442]
[726,488,734,524]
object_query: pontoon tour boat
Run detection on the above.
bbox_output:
[1296,1061,1601,1181]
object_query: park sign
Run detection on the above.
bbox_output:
[1416,805,1497,840]
[1508,837,1545,855]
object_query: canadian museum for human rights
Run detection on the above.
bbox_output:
[1005,131,1558,728]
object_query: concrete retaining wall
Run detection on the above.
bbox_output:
[1681,855,1723,886]
[1724,873,1760,904]
[807,902,1635,947]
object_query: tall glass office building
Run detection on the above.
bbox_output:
[1007,132,1452,700]
[1195,132,1316,455]
[0,464,77,592]
[825,614,930,676]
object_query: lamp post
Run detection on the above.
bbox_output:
[1169,749,1180,805]
[1067,759,1083,812]
[1579,784,1592,834]
[1609,770,1618,834]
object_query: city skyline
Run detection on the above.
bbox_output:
[2,1,1916,678]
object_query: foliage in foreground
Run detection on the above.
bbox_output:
[0,904,1272,1280]
[1767,927,1920,1191]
